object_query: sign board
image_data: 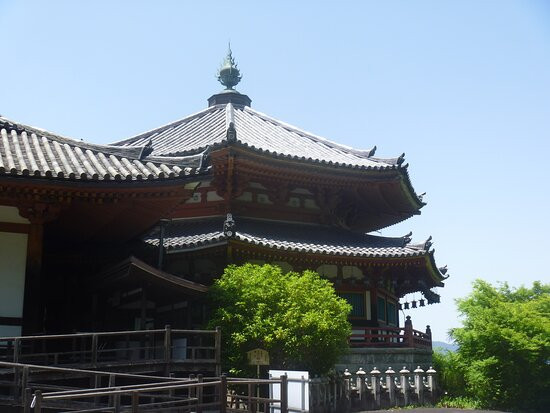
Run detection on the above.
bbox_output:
[247,348,270,365]
[269,369,309,413]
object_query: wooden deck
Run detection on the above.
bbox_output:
[349,325,432,349]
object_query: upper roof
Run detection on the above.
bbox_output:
[0,116,207,182]
[112,102,405,170]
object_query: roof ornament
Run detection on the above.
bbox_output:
[402,231,412,245]
[368,145,377,157]
[418,192,426,202]
[217,43,242,90]
[423,289,441,304]
[397,153,405,166]
[226,121,237,143]
[423,235,433,250]
[439,265,448,275]
[140,138,154,159]
[223,213,236,237]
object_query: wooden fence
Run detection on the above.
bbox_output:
[0,325,221,375]
[0,361,288,412]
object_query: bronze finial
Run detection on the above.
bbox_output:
[217,43,242,90]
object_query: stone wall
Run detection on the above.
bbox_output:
[335,347,433,373]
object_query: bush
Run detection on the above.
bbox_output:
[449,280,550,412]
[207,263,351,376]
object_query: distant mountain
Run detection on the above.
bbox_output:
[432,341,458,352]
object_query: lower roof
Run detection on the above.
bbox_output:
[90,256,208,297]
[145,215,437,261]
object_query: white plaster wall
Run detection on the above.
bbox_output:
[0,231,27,337]
[0,325,21,337]
[0,205,30,224]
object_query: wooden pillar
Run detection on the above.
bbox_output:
[370,288,378,326]
[140,287,147,330]
[19,203,60,335]
[22,221,44,335]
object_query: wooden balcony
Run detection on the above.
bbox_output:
[349,316,432,349]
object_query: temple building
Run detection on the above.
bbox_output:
[0,49,447,369]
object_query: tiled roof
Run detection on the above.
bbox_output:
[145,216,434,259]
[112,103,403,170]
[0,116,207,181]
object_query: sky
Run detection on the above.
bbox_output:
[1,1,549,342]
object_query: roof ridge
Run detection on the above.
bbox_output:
[241,106,388,162]
[110,105,222,147]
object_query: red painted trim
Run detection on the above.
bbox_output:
[0,222,30,234]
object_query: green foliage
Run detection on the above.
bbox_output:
[449,280,550,412]
[436,395,482,409]
[431,348,466,398]
[207,263,351,376]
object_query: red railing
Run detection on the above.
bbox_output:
[349,318,432,349]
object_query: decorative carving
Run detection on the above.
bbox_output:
[226,122,237,143]
[17,202,61,224]
[223,213,236,238]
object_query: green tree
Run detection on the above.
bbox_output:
[207,263,351,376]
[450,280,550,411]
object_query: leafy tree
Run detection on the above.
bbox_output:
[207,263,351,375]
[450,280,550,412]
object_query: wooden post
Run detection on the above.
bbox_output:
[23,388,31,413]
[248,383,255,412]
[404,316,414,347]
[114,392,121,413]
[197,374,204,413]
[33,390,42,413]
[22,221,44,335]
[280,374,288,413]
[220,374,227,413]
[169,373,175,398]
[91,334,98,366]
[132,391,139,412]
[21,366,29,403]
[13,338,21,363]
[215,326,222,376]
[108,374,115,407]
[189,374,196,401]
[93,374,101,406]
[164,324,172,376]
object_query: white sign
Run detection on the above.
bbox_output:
[269,369,309,413]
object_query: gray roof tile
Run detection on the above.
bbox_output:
[144,217,430,259]
[112,104,399,170]
[0,117,207,181]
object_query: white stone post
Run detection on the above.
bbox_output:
[343,368,352,409]
[370,367,381,409]
[399,366,410,406]
[385,367,396,406]
[414,366,424,404]
[426,366,437,402]
[355,368,367,403]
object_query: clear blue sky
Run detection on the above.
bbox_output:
[2,1,549,342]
